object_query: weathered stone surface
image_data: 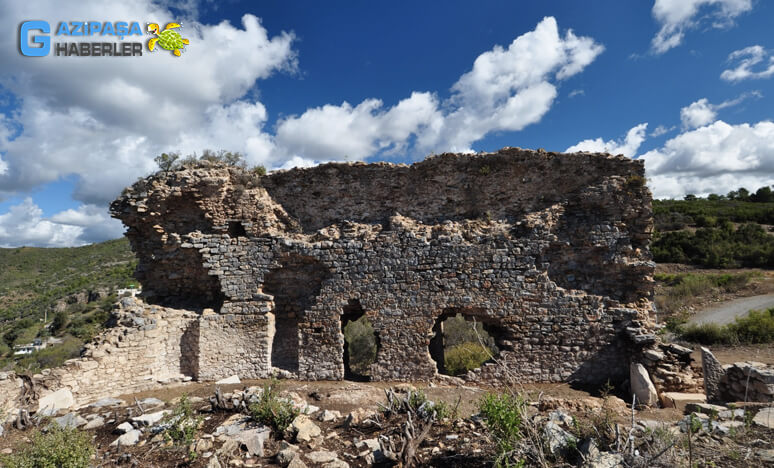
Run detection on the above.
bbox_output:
[630,363,658,407]
[306,450,337,464]
[53,412,87,429]
[110,429,141,447]
[236,428,271,456]
[131,410,169,426]
[660,392,705,411]
[90,397,125,408]
[37,388,74,416]
[544,421,577,456]
[216,375,241,385]
[116,421,134,433]
[701,347,724,402]
[719,361,774,402]
[753,407,774,429]
[317,409,341,422]
[291,414,321,442]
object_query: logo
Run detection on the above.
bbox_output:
[19,21,50,56]
[18,20,190,58]
[147,23,189,57]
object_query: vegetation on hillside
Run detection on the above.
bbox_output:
[0,238,136,372]
[652,186,774,267]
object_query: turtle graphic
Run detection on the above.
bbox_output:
[147,22,189,56]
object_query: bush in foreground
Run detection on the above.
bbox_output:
[248,378,299,432]
[479,392,526,467]
[1,425,94,468]
[164,394,203,453]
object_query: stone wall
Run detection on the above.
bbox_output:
[0,298,198,414]
[108,148,657,385]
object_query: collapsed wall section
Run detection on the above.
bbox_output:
[108,147,656,386]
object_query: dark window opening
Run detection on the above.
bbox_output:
[228,221,247,238]
[263,254,330,374]
[429,309,502,376]
[342,299,379,381]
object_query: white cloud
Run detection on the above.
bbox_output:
[680,98,717,129]
[565,123,648,157]
[650,125,675,137]
[0,1,297,205]
[650,0,752,54]
[640,120,774,198]
[679,92,761,129]
[277,17,603,158]
[0,198,123,247]
[276,92,443,161]
[721,45,774,81]
[568,89,585,98]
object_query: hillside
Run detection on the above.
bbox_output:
[0,238,136,371]
[652,188,774,268]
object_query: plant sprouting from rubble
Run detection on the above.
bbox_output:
[248,377,299,432]
[163,394,203,458]
[478,392,527,468]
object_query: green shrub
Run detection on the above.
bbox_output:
[1,425,94,468]
[164,394,202,449]
[428,399,458,420]
[248,378,299,432]
[343,316,377,376]
[479,392,526,467]
[444,342,492,375]
[679,308,774,344]
[679,323,735,345]
[252,165,267,176]
[730,308,774,343]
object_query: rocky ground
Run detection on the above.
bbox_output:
[1,378,773,468]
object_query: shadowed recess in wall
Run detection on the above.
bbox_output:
[263,254,331,373]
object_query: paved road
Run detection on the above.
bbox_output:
[688,294,774,326]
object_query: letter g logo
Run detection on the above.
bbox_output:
[20,21,50,57]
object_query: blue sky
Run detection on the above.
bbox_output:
[1,0,773,247]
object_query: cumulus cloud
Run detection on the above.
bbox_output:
[650,0,752,54]
[276,92,443,161]
[679,92,761,129]
[0,198,123,247]
[565,123,649,157]
[721,45,774,81]
[640,120,774,199]
[276,17,604,158]
[0,0,297,205]
[680,98,717,129]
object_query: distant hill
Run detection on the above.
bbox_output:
[653,191,774,268]
[0,238,136,371]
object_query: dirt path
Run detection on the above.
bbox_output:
[687,293,774,325]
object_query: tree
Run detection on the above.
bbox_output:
[684,194,697,201]
[154,152,180,173]
[51,311,68,334]
[737,187,750,201]
[751,186,774,203]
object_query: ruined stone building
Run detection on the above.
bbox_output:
[104,147,656,386]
